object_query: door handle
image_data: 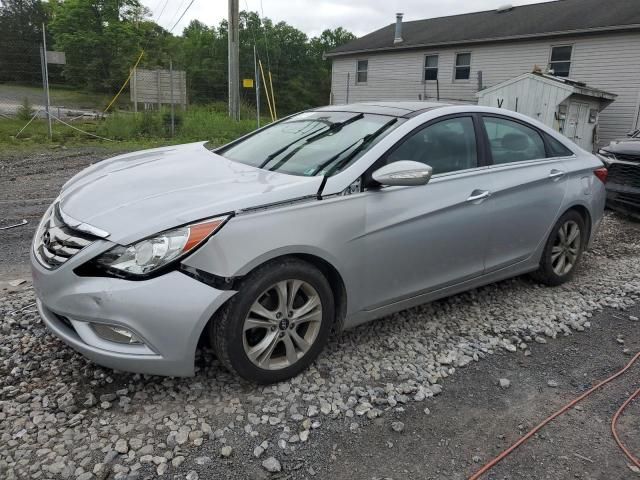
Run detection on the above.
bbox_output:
[549,169,566,180]
[466,190,491,203]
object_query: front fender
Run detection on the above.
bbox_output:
[182,194,368,314]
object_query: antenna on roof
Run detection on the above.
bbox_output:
[496,4,514,13]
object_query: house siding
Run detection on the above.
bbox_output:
[330,31,640,146]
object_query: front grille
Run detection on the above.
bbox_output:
[607,162,640,189]
[612,152,640,162]
[34,204,97,269]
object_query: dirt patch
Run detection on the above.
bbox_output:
[314,305,640,480]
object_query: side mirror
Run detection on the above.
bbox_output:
[372,160,433,187]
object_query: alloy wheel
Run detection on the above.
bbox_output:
[551,220,581,276]
[242,280,323,370]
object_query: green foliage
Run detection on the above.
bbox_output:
[2,0,357,114]
[16,97,36,121]
[48,0,172,93]
[0,0,50,84]
[1,107,263,154]
[95,106,261,143]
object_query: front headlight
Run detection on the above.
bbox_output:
[597,149,617,161]
[86,215,229,278]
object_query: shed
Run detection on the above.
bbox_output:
[476,72,616,151]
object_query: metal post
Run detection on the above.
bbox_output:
[156,70,161,110]
[132,67,138,113]
[170,59,175,137]
[346,73,350,104]
[254,45,260,128]
[228,0,240,121]
[41,24,52,140]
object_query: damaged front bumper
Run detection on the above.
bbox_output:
[605,159,640,218]
[31,242,235,377]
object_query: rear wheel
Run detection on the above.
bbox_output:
[531,210,586,286]
[210,258,334,383]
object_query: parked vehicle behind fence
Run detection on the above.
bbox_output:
[31,102,607,383]
[598,129,640,219]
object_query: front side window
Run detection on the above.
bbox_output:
[356,60,368,83]
[455,53,471,80]
[549,46,572,77]
[219,111,402,177]
[483,116,546,164]
[424,55,438,81]
[387,116,478,175]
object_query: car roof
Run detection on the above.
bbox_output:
[313,101,451,118]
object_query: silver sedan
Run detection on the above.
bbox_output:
[31,102,607,383]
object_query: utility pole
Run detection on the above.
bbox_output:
[228,0,240,121]
[40,23,52,140]
[254,45,260,128]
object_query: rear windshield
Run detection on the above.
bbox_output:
[218,111,403,177]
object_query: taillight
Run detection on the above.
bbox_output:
[594,167,608,184]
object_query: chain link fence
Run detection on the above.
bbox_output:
[1,35,264,144]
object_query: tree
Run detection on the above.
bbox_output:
[2,1,356,114]
[0,0,50,84]
[48,0,165,92]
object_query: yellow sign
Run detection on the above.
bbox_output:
[243,78,254,88]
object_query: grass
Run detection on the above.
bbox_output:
[0,83,119,111]
[0,104,268,154]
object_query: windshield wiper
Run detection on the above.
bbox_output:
[260,113,365,171]
[313,117,398,177]
[258,123,328,169]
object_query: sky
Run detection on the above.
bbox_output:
[142,0,556,38]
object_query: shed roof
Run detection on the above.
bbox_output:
[327,0,640,57]
[476,72,617,101]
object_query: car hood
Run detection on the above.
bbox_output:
[601,138,640,157]
[59,142,323,245]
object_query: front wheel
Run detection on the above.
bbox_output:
[531,210,586,286]
[210,258,334,383]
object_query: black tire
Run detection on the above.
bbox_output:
[531,210,587,286]
[210,258,334,384]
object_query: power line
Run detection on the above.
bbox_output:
[169,0,197,33]
[165,0,187,29]
[154,0,170,23]
[259,0,272,72]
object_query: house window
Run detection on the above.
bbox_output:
[455,53,471,80]
[356,60,368,83]
[549,46,572,77]
[424,55,438,81]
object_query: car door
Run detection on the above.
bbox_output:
[480,115,569,272]
[361,114,494,310]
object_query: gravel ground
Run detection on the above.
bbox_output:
[1,147,640,480]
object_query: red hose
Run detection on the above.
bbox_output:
[469,352,640,480]
[611,386,640,468]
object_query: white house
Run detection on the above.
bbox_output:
[327,0,640,147]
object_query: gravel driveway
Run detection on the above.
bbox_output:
[1,147,639,480]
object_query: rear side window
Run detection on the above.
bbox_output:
[387,116,478,175]
[544,133,574,157]
[483,116,546,164]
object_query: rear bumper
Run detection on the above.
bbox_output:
[31,245,235,377]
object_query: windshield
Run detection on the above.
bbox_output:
[218,111,403,176]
